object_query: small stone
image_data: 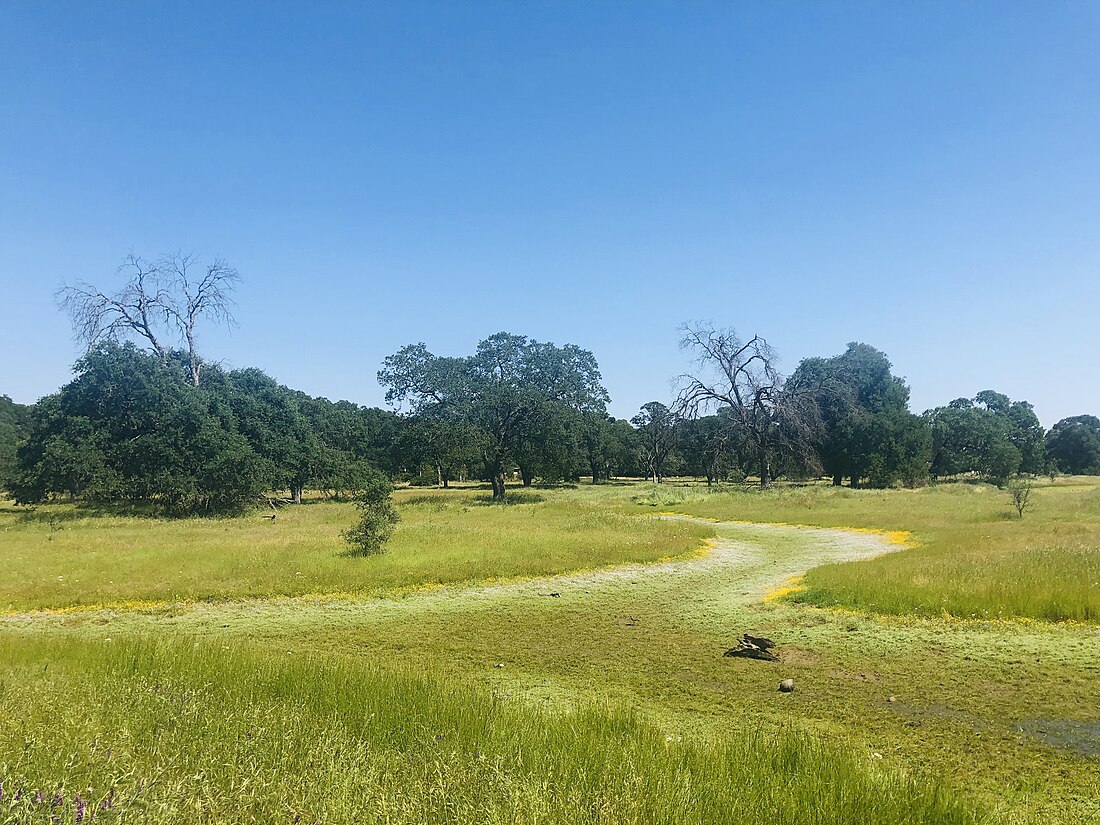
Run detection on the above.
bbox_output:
[778,678,795,693]
[887,695,897,703]
[494,663,505,668]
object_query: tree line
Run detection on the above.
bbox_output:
[1,255,1099,510]
[3,334,1099,510]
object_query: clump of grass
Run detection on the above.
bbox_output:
[0,634,979,824]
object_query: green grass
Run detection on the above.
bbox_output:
[0,634,977,825]
[0,487,712,611]
[3,480,1099,823]
[640,477,1100,622]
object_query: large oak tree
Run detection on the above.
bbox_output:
[378,332,609,500]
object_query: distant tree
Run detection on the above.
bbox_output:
[973,391,1046,475]
[577,412,640,483]
[399,416,483,487]
[1045,415,1100,475]
[10,342,267,510]
[343,471,399,556]
[926,397,1021,485]
[678,411,740,486]
[296,398,404,478]
[676,323,820,486]
[791,343,931,488]
[631,402,679,483]
[58,252,239,386]
[0,395,31,491]
[379,332,609,500]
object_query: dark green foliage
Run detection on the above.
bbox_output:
[926,392,1045,486]
[0,394,32,491]
[343,472,400,555]
[379,332,609,500]
[576,412,641,483]
[1045,415,1100,475]
[631,401,679,483]
[396,417,484,488]
[791,343,931,488]
[205,367,319,503]
[677,410,748,485]
[974,391,1046,474]
[9,343,405,513]
[10,342,268,510]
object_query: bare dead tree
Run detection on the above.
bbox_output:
[675,322,821,486]
[57,252,239,386]
[158,253,240,386]
[57,254,173,361]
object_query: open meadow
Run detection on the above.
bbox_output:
[1,480,1098,824]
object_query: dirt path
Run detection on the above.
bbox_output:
[0,516,903,637]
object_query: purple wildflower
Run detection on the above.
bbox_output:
[36,790,45,803]
[75,794,87,822]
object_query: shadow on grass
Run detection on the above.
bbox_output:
[7,499,261,524]
[472,491,546,506]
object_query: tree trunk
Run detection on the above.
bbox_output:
[850,476,861,489]
[832,473,843,487]
[520,466,534,487]
[590,463,600,484]
[759,456,771,488]
[437,463,444,487]
[185,328,201,386]
[291,484,303,504]
[486,458,506,501]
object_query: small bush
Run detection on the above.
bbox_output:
[343,473,400,556]
[1006,475,1034,518]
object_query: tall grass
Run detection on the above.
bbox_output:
[0,489,711,611]
[655,478,1100,622]
[0,634,977,824]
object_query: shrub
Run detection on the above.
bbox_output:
[1006,475,1034,518]
[343,472,400,555]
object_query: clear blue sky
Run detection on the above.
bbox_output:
[2,2,1097,425]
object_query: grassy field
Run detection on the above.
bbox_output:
[0,634,975,824]
[0,488,711,611]
[2,480,1099,823]
[636,477,1100,622]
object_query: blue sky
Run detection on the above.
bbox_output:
[2,2,1097,425]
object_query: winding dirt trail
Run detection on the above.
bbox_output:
[0,516,904,634]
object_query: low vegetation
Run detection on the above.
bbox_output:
[0,488,711,612]
[647,477,1100,622]
[0,634,978,825]
[3,482,1099,822]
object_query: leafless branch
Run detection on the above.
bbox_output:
[56,251,241,386]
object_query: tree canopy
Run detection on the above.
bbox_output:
[378,332,610,499]
[925,391,1045,485]
[790,343,931,488]
[1046,415,1100,475]
[9,304,1098,513]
